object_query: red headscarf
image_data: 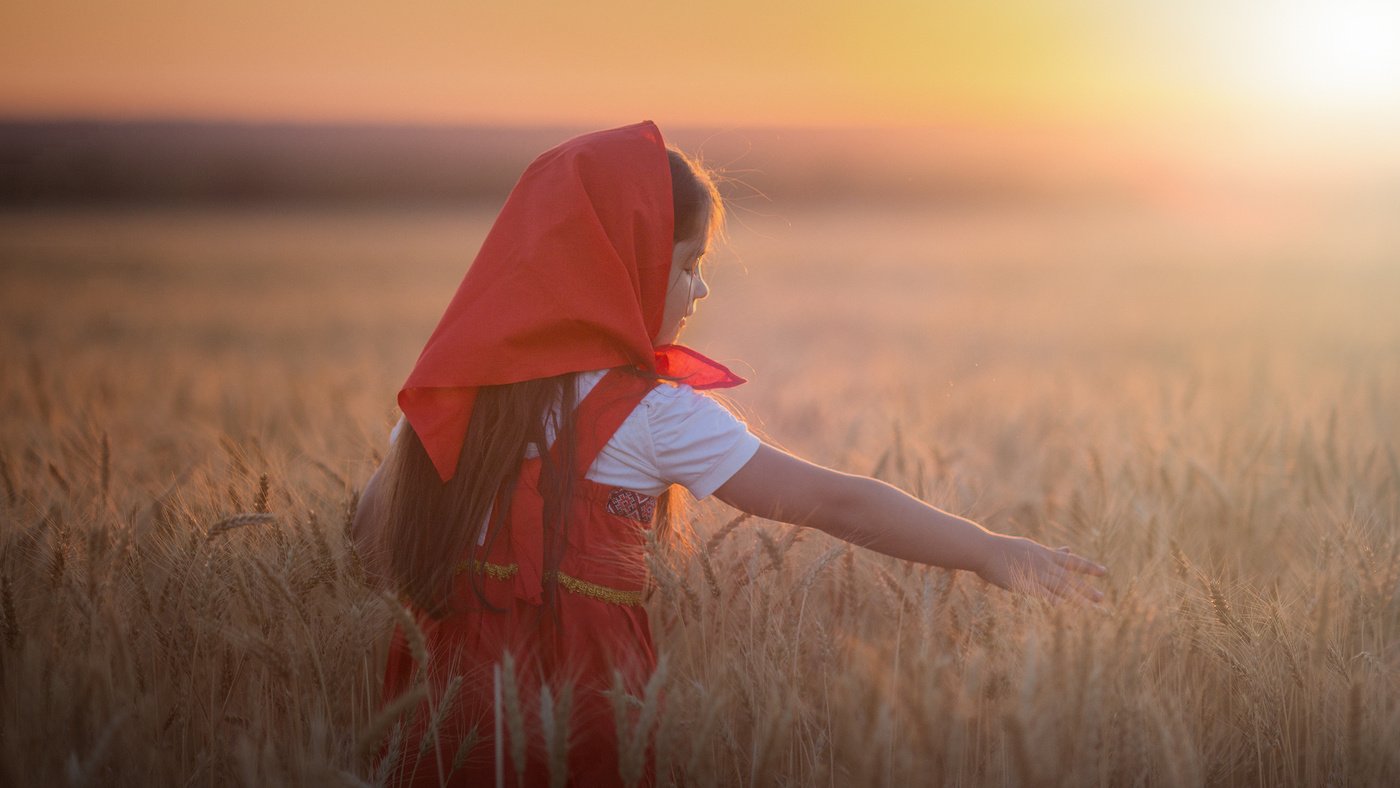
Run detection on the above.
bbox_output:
[399,120,746,481]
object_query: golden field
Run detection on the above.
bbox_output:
[0,198,1398,785]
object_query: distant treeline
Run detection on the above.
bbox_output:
[0,119,1099,207]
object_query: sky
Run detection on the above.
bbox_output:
[3,0,1399,137]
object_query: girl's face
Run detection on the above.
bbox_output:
[654,233,711,345]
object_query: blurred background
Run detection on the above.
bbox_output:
[2,0,1398,470]
[4,0,1400,207]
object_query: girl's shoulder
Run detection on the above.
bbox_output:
[590,369,756,499]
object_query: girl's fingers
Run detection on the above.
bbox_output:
[1051,549,1108,577]
[1030,577,1070,606]
[1068,577,1105,604]
[1025,566,1072,603]
[1043,568,1104,605]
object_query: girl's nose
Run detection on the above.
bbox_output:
[692,274,710,301]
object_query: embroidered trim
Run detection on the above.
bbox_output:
[550,572,644,606]
[460,559,518,581]
[455,560,643,606]
[605,488,657,523]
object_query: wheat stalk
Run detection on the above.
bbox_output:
[381,592,429,688]
[697,548,720,599]
[500,650,528,786]
[539,682,573,788]
[754,528,783,573]
[419,674,464,759]
[253,473,270,514]
[704,513,750,555]
[47,461,70,495]
[1207,578,1252,643]
[0,450,17,506]
[451,724,482,777]
[47,506,69,588]
[370,720,407,786]
[356,685,426,761]
[613,653,668,788]
[207,512,277,539]
[98,431,110,507]
[793,544,845,599]
[1,572,18,648]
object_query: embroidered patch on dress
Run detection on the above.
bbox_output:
[605,488,657,523]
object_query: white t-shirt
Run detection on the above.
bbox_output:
[391,369,759,500]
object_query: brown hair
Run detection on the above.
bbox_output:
[382,147,726,621]
[669,146,725,248]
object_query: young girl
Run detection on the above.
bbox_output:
[354,120,1107,787]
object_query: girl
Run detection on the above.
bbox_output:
[354,121,1107,787]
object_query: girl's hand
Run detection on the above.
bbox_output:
[975,534,1107,605]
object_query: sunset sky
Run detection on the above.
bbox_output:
[3,0,1399,136]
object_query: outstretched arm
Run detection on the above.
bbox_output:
[713,443,1106,604]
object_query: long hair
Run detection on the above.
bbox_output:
[382,146,725,620]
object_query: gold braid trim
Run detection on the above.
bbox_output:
[455,560,642,607]
[547,571,644,606]
[456,559,519,581]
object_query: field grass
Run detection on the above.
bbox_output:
[1,201,1397,785]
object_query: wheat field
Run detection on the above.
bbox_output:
[1,201,1398,786]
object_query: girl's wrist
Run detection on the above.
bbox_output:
[968,530,1008,577]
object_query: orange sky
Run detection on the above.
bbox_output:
[2,0,1399,139]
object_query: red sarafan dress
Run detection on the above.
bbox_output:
[378,367,668,787]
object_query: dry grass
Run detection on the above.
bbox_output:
[1,203,1398,785]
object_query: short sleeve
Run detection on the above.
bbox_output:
[643,385,761,500]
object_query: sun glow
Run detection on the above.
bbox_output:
[1235,0,1400,115]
